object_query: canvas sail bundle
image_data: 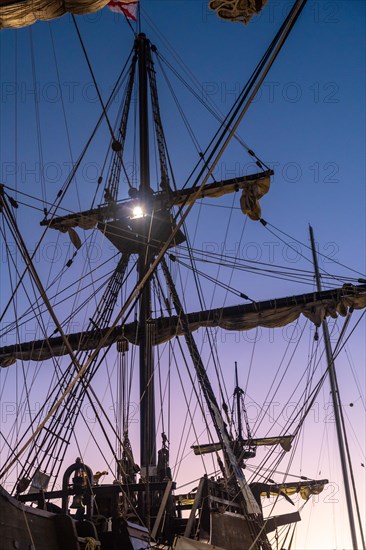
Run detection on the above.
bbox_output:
[255,480,327,501]
[0,0,110,29]
[240,174,270,220]
[0,0,268,29]
[209,0,269,24]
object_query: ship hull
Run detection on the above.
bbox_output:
[0,484,82,550]
[0,485,152,550]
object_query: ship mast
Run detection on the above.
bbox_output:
[309,225,359,549]
[137,33,156,474]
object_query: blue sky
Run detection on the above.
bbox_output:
[0,1,365,549]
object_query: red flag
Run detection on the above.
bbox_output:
[107,0,138,21]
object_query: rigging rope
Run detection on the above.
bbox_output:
[29,28,47,208]
[72,15,119,147]
[175,244,361,287]
[157,49,268,171]
[49,23,83,214]
[262,219,366,279]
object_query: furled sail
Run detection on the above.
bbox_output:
[0,0,269,30]
[251,479,328,501]
[41,171,273,239]
[1,284,365,367]
[0,0,110,29]
[209,0,269,24]
[191,435,294,455]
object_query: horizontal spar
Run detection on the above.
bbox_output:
[1,283,365,367]
[41,171,273,234]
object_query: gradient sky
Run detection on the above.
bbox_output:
[0,1,365,549]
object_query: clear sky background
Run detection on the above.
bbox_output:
[0,1,365,549]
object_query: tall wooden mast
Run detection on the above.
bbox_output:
[137,33,156,473]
